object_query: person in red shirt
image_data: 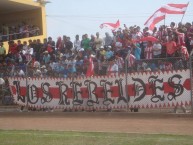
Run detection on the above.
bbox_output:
[175,29,185,47]
[8,41,19,55]
[7,41,19,62]
[163,37,177,57]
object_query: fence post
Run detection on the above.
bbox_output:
[25,59,32,111]
[125,59,129,112]
[190,56,193,115]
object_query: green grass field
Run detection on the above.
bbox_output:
[0,130,193,145]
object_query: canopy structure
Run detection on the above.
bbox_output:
[0,0,47,53]
[0,0,41,15]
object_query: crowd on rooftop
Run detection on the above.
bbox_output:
[0,22,40,42]
[0,21,193,79]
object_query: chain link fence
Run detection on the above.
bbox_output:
[1,56,192,114]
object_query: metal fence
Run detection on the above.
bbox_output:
[1,56,192,114]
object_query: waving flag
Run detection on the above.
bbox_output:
[100,20,120,30]
[145,3,189,30]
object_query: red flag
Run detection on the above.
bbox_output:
[100,20,120,30]
[86,57,94,77]
[145,3,189,30]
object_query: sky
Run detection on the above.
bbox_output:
[45,0,192,41]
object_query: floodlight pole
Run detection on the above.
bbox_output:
[25,59,32,111]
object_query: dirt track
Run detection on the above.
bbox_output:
[0,111,193,135]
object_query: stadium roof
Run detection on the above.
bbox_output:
[0,0,41,14]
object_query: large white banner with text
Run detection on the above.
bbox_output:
[8,70,191,110]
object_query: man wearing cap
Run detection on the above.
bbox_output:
[105,46,114,60]
[99,46,106,56]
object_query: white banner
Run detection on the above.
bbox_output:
[8,70,191,110]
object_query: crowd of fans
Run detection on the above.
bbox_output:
[0,22,40,42]
[0,21,193,79]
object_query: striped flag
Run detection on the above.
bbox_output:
[100,20,120,30]
[145,3,189,30]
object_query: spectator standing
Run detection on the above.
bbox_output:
[126,50,136,72]
[115,54,124,73]
[74,35,81,52]
[82,34,91,55]
[105,46,114,60]
[164,37,177,57]
[7,41,18,61]
[133,43,141,60]
[89,34,96,52]
[175,29,185,46]
[144,41,153,60]
[17,40,23,52]
[153,40,162,58]
[0,42,6,63]
[42,51,51,64]
[56,37,62,51]
[104,32,113,47]
[107,58,118,76]
[94,32,103,50]
[25,44,33,62]
[190,35,193,53]
[35,39,43,61]
[2,24,9,41]
[47,36,55,53]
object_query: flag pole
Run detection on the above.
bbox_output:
[164,14,166,27]
[181,2,189,23]
[163,13,166,37]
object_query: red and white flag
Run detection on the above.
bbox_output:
[100,20,120,30]
[145,3,189,30]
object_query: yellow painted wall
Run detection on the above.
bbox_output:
[2,0,47,53]
[10,0,40,7]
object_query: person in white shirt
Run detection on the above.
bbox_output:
[74,35,81,52]
[107,58,118,75]
[152,40,162,58]
[94,32,103,50]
